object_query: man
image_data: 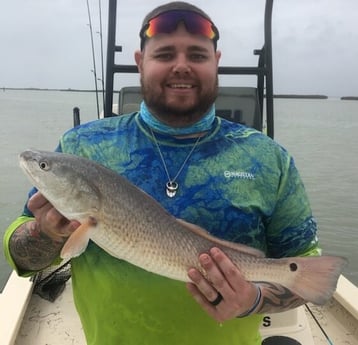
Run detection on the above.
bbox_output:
[4,2,320,344]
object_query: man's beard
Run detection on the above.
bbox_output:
[140,76,218,118]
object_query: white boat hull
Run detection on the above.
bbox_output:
[1,273,357,345]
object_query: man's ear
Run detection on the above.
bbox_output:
[215,50,222,67]
[134,50,143,73]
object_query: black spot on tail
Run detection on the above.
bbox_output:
[289,262,298,272]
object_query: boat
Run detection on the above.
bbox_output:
[1,0,358,344]
[1,271,358,344]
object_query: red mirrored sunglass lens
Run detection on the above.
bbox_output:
[143,10,218,40]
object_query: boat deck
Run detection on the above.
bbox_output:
[2,273,357,345]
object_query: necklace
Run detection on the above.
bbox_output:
[150,128,201,198]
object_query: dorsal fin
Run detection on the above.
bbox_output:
[176,218,265,258]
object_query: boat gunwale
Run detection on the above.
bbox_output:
[0,272,33,345]
[334,275,358,320]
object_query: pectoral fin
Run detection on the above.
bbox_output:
[60,217,96,259]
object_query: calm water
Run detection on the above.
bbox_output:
[0,90,357,292]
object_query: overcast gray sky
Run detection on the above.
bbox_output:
[1,0,357,97]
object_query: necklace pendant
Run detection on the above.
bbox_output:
[166,181,179,198]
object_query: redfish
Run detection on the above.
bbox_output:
[19,149,347,305]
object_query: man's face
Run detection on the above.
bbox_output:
[135,24,221,127]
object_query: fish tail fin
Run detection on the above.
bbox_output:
[60,218,96,259]
[284,256,347,305]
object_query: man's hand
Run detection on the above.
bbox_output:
[9,192,80,271]
[28,192,80,242]
[186,247,260,322]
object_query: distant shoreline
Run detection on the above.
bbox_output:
[2,87,96,93]
[340,96,358,101]
[2,87,358,100]
[273,94,328,99]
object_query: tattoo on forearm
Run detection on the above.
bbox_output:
[9,221,63,272]
[256,282,305,314]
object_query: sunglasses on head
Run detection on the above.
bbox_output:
[140,10,219,50]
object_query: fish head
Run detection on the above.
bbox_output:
[19,149,101,221]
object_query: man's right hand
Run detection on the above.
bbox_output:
[8,192,80,271]
[28,192,80,242]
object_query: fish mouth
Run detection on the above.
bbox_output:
[19,150,33,171]
[19,149,41,161]
[19,149,44,184]
[19,149,37,166]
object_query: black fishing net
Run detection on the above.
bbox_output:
[32,260,72,302]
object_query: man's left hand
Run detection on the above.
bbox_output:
[187,247,259,322]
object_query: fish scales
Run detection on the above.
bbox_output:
[19,149,347,305]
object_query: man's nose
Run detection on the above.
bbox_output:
[172,55,191,74]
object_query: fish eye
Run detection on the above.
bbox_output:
[39,160,50,171]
